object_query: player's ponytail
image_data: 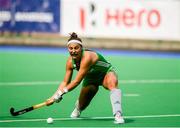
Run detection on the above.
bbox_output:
[67,32,82,46]
[70,32,78,39]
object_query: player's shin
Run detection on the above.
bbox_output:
[110,88,124,124]
[110,88,123,115]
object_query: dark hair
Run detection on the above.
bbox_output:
[68,32,82,43]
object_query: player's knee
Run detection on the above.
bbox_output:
[106,84,118,90]
[103,79,118,90]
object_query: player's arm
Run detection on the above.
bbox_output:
[51,53,94,103]
[49,57,73,102]
[58,57,73,90]
[65,53,92,92]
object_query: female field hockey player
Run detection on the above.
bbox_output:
[48,32,124,124]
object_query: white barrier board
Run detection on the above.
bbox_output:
[61,0,180,41]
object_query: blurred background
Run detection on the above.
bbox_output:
[0,0,180,51]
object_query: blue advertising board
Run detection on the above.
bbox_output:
[0,0,60,33]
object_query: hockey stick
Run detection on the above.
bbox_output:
[10,99,54,116]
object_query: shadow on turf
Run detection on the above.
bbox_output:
[86,118,134,124]
[124,119,134,123]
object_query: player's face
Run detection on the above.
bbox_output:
[68,43,82,60]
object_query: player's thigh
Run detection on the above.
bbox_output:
[78,85,99,109]
[102,71,118,90]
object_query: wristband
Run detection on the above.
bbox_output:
[57,90,63,96]
[63,87,68,93]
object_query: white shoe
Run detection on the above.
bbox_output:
[70,107,81,118]
[114,112,125,124]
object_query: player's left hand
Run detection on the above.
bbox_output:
[53,92,63,103]
[51,87,68,103]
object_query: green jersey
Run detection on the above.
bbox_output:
[72,49,114,86]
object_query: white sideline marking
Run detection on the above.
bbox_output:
[0,114,180,123]
[0,79,180,86]
[0,81,59,86]
[124,94,140,97]
[120,79,180,84]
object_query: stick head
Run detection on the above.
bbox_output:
[10,107,16,116]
